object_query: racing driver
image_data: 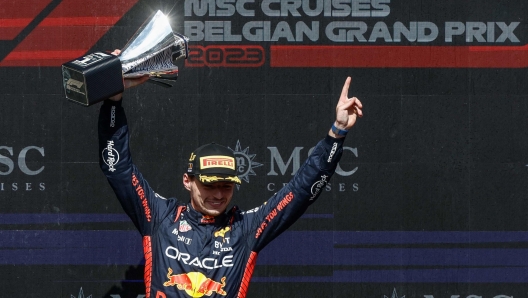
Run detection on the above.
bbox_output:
[98,66,363,297]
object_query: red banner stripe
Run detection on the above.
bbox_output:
[0,19,36,27]
[4,27,117,51]
[39,17,123,26]
[0,0,51,40]
[0,0,139,66]
[0,29,26,41]
[0,50,86,66]
[0,50,87,60]
[45,0,138,18]
[270,45,528,68]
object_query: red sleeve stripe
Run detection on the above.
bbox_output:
[143,236,153,298]
[237,251,258,298]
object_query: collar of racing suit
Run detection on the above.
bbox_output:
[181,203,237,226]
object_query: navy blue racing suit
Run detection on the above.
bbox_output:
[98,100,345,298]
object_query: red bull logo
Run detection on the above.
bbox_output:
[214,227,230,238]
[200,215,215,224]
[164,268,227,297]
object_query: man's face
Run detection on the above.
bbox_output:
[183,174,235,216]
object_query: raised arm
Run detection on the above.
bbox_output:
[98,53,164,235]
[243,77,364,251]
[328,76,363,138]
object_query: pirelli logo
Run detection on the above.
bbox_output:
[200,156,235,170]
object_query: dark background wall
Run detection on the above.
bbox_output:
[1,0,528,297]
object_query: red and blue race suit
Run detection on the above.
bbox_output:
[98,100,345,298]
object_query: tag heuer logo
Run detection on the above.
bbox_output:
[179,220,192,232]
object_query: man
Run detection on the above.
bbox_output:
[98,58,363,297]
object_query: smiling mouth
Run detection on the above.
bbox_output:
[207,200,225,208]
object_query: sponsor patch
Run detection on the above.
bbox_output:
[109,105,116,127]
[163,268,227,296]
[310,175,328,200]
[200,215,215,224]
[214,227,231,238]
[102,140,120,172]
[200,156,235,170]
[179,220,192,232]
[327,142,338,162]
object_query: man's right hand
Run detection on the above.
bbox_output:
[108,49,149,101]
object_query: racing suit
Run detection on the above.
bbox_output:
[98,99,345,298]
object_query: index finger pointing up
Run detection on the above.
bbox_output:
[341,77,352,100]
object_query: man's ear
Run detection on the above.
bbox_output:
[183,173,193,191]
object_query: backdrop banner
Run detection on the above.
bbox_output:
[1,0,527,297]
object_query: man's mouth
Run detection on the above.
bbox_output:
[206,200,225,208]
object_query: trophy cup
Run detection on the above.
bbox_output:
[62,10,188,106]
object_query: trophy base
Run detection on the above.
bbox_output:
[62,52,124,107]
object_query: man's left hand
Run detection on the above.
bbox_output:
[330,77,363,138]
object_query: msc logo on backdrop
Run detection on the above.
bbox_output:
[230,140,263,186]
[230,140,359,193]
[70,287,92,298]
[385,288,513,298]
[385,288,405,298]
[0,146,45,191]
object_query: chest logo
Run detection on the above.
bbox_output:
[179,220,192,232]
[214,227,231,238]
[200,215,215,224]
[164,268,227,297]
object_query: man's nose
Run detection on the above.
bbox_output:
[212,188,223,199]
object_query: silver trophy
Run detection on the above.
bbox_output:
[62,10,189,106]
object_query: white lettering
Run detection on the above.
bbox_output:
[445,22,519,43]
[188,21,318,42]
[110,106,116,127]
[424,296,512,298]
[0,146,45,176]
[267,147,303,175]
[496,22,520,42]
[327,142,338,162]
[202,258,215,269]
[103,140,119,172]
[326,21,367,42]
[0,146,15,175]
[189,257,203,268]
[165,246,233,268]
[19,146,45,175]
[222,255,234,267]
